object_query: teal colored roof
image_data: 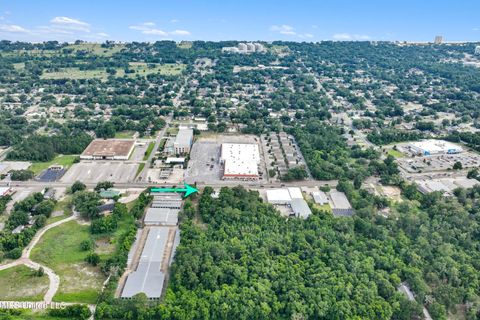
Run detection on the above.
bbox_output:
[99,189,120,198]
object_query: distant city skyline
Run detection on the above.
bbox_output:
[0,0,479,43]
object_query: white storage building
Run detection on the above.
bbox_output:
[221,143,260,180]
[409,139,463,156]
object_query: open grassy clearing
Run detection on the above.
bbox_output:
[29,155,78,175]
[387,149,404,158]
[114,130,136,139]
[64,43,125,56]
[41,62,186,80]
[30,220,105,304]
[13,62,25,70]
[177,41,193,49]
[0,265,49,301]
[40,68,111,80]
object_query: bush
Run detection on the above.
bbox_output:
[80,239,93,251]
[48,304,91,320]
[85,252,100,266]
[10,170,34,181]
[6,248,22,259]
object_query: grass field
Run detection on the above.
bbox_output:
[0,265,49,301]
[114,130,136,139]
[136,163,145,177]
[64,43,126,57]
[387,149,404,158]
[30,221,105,304]
[29,155,78,175]
[41,63,186,80]
[13,62,25,70]
[177,41,193,49]
[143,142,155,161]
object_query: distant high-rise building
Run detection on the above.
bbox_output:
[238,43,248,51]
[434,36,443,44]
[246,43,256,52]
[475,46,480,55]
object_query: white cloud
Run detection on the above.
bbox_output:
[170,29,190,36]
[170,19,179,23]
[96,32,109,38]
[130,22,190,37]
[50,16,90,32]
[270,24,314,39]
[0,24,29,33]
[473,27,479,31]
[332,33,371,41]
[270,24,296,35]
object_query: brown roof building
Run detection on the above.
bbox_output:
[81,139,135,160]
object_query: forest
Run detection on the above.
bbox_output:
[93,185,480,320]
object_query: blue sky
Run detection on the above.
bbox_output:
[0,0,479,42]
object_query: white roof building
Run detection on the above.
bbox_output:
[221,143,260,180]
[266,189,292,204]
[409,139,463,156]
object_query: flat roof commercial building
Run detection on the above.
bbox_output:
[151,193,183,209]
[329,190,354,217]
[409,139,463,156]
[173,129,193,155]
[81,139,135,160]
[220,143,260,180]
[144,208,179,226]
[121,227,170,300]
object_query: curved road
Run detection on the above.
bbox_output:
[0,215,75,303]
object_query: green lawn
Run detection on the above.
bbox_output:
[29,155,78,175]
[41,63,185,81]
[136,163,145,177]
[0,265,49,301]
[143,142,155,161]
[41,68,111,80]
[30,220,105,304]
[64,43,125,56]
[114,130,136,139]
[387,149,404,158]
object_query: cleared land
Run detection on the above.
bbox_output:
[0,265,49,301]
[60,162,138,183]
[30,220,105,304]
[41,63,186,80]
[28,155,78,175]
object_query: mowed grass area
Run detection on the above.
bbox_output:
[29,155,78,175]
[143,142,155,161]
[41,63,186,80]
[40,68,111,80]
[114,130,136,139]
[0,265,49,301]
[30,221,105,304]
[64,43,126,56]
[387,149,404,158]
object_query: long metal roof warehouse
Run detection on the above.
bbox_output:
[121,227,171,300]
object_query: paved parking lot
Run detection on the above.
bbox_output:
[398,152,480,173]
[185,134,266,185]
[60,161,138,183]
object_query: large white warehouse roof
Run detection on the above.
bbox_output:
[409,139,463,155]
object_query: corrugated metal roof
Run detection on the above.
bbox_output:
[121,227,169,299]
[144,208,179,225]
[290,198,311,219]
